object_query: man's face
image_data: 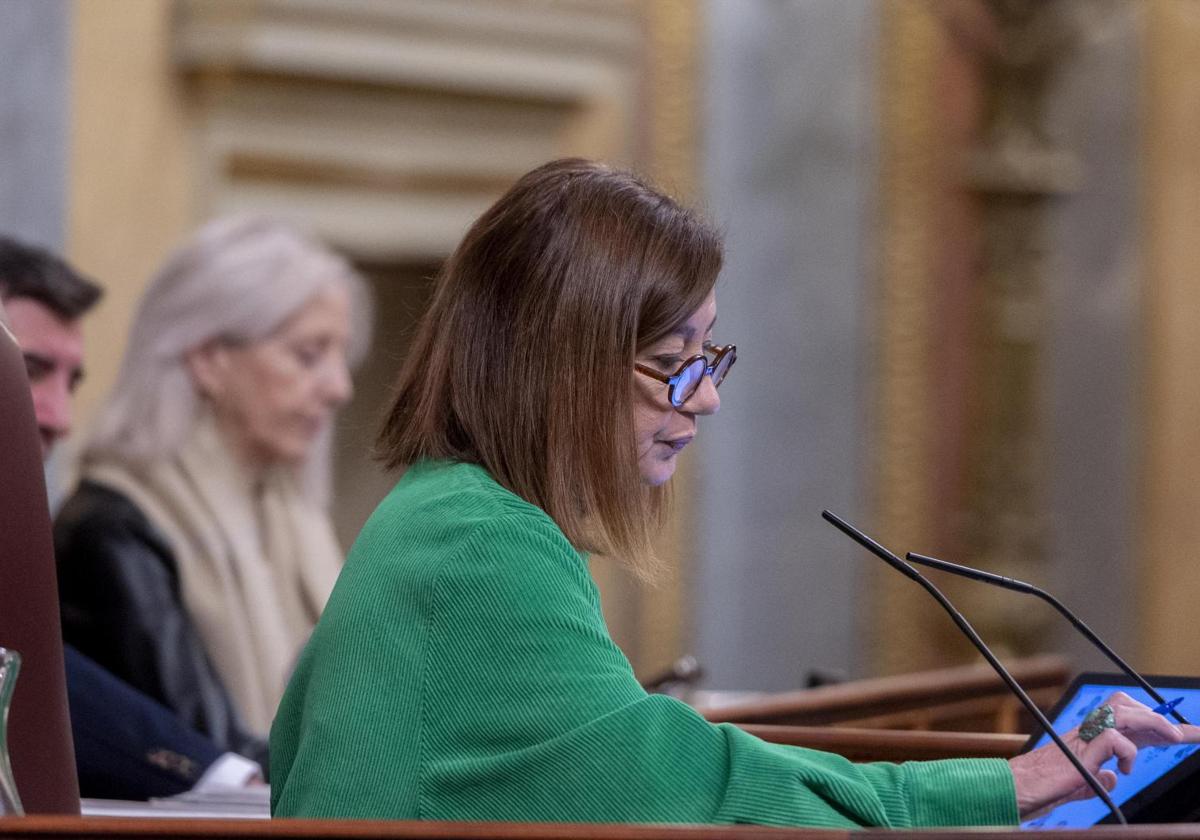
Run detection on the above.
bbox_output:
[4,297,85,459]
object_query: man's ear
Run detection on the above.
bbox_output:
[0,298,13,344]
[185,341,231,400]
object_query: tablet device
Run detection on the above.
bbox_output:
[1020,673,1200,829]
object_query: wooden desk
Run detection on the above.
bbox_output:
[700,656,1070,734]
[3,816,1200,840]
[0,722,1165,839]
[1,727,1027,835]
[742,725,1025,762]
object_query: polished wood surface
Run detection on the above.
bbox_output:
[743,725,1025,762]
[700,655,1070,733]
[3,816,1200,840]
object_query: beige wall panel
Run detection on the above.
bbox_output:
[1139,0,1200,673]
[212,183,499,262]
[202,84,573,177]
[68,0,196,425]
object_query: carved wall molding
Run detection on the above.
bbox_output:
[172,0,643,261]
[175,0,639,100]
[947,0,1093,658]
[871,0,1126,673]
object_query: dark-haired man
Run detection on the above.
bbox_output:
[0,236,98,457]
[0,235,262,799]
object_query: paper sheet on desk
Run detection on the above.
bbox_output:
[82,786,269,819]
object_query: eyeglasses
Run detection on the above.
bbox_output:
[635,343,737,408]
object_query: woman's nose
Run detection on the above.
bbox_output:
[321,358,354,405]
[682,374,720,416]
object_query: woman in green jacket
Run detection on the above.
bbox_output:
[271,159,1195,827]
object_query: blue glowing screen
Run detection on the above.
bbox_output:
[1022,684,1200,829]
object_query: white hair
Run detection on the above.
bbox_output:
[84,215,372,504]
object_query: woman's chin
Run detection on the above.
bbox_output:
[249,437,313,470]
[639,456,678,486]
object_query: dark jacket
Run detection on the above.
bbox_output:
[65,644,224,799]
[55,479,268,768]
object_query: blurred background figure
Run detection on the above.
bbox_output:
[55,217,371,754]
[0,237,262,798]
[3,0,1199,701]
[0,236,96,458]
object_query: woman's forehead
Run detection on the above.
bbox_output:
[274,286,350,335]
[671,292,717,340]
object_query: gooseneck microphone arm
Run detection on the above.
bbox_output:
[905,551,1190,727]
[821,510,1126,825]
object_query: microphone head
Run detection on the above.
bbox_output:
[821,510,921,582]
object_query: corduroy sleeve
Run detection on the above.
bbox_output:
[417,512,1019,828]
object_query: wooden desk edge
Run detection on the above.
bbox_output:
[739,726,1026,760]
[699,656,1069,724]
[0,817,840,840]
[4,816,1200,840]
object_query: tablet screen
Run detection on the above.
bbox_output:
[1021,682,1200,829]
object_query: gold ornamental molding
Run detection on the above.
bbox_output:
[1138,0,1200,673]
[871,0,945,676]
[643,0,700,199]
[633,0,702,676]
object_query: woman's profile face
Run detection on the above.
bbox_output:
[194,285,354,469]
[632,291,720,486]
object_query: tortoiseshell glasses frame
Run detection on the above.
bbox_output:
[634,343,737,408]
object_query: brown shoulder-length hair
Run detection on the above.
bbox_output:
[377,158,723,576]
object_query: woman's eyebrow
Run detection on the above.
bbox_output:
[673,315,718,341]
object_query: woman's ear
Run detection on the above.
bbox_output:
[185,341,232,400]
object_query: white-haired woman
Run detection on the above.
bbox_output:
[55,216,371,764]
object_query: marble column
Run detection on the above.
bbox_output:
[694,0,878,689]
[0,0,71,246]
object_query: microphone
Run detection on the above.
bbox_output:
[905,550,1189,726]
[821,510,1126,825]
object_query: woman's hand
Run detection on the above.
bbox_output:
[1009,691,1200,819]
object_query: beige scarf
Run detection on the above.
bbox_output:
[84,414,343,734]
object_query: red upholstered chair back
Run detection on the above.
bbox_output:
[0,315,80,813]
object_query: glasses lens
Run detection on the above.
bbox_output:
[711,347,735,388]
[672,357,707,407]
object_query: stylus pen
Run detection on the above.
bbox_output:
[1153,697,1185,716]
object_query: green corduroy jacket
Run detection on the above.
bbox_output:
[271,460,1018,828]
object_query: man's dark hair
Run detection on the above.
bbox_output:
[0,236,102,319]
